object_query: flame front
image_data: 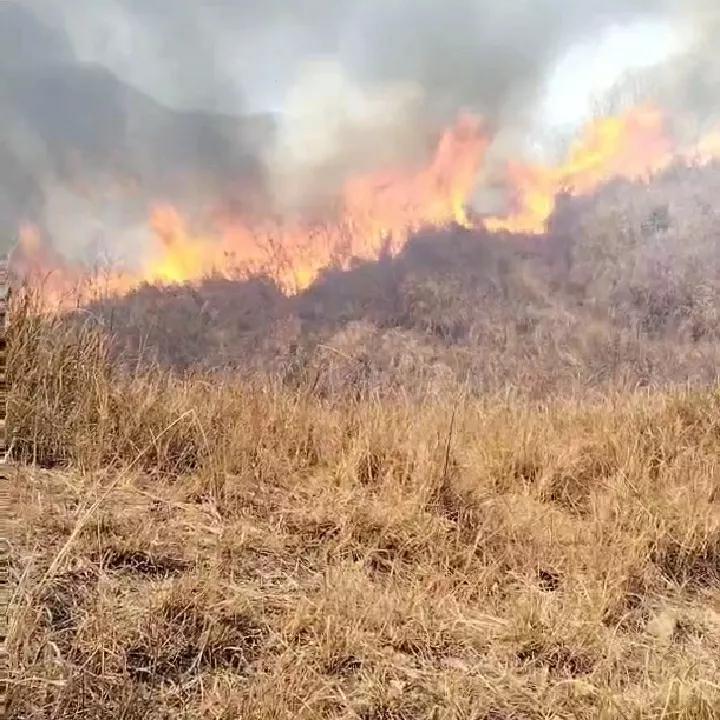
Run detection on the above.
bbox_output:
[141,113,489,293]
[486,107,674,234]
[342,113,485,248]
[15,106,720,304]
[144,206,224,284]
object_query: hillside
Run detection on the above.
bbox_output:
[85,160,720,399]
[0,2,274,252]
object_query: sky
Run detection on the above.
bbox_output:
[25,1,688,121]
[62,6,703,158]
[20,0,700,173]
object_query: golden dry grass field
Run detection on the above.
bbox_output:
[7,296,720,719]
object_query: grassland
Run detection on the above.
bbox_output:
[5,293,720,719]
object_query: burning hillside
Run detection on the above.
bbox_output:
[5,1,720,308]
[53,153,719,402]
[11,104,720,305]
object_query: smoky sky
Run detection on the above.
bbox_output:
[606,0,720,134]
[26,0,679,121]
[0,0,715,261]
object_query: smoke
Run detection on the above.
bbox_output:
[0,2,273,261]
[26,0,673,119]
[0,0,716,263]
[261,61,428,215]
[592,1,720,140]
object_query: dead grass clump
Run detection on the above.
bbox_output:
[601,569,655,632]
[124,580,266,682]
[535,443,613,514]
[355,446,416,489]
[651,525,720,589]
[99,547,189,579]
[515,637,596,678]
[40,566,98,643]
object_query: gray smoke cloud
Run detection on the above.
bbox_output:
[26,0,674,119]
[0,0,712,263]
[0,1,275,262]
[603,0,720,140]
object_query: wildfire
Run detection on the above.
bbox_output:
[14,106,720,303]
[140,113,490,293]
[342,113,486,250]
[485,106,674,234]
[144,206,222,285]
[693,130,720,166]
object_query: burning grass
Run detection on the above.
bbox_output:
[6,300,720,718]
[55,161,720,407]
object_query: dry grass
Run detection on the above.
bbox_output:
[6,294,720,718]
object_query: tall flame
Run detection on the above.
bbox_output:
[486,106,673,234]
[142,114,489,293]
[14,105,720,305]
[144,206,223,284]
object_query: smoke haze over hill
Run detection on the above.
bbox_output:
[1,0,719,266]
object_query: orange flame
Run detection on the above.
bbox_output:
[141,114,489,293]
[14,106,720,306]
[486,106,674,234]
[144,206,223,284]
[693,130,720,166]
[343,112,486,242]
